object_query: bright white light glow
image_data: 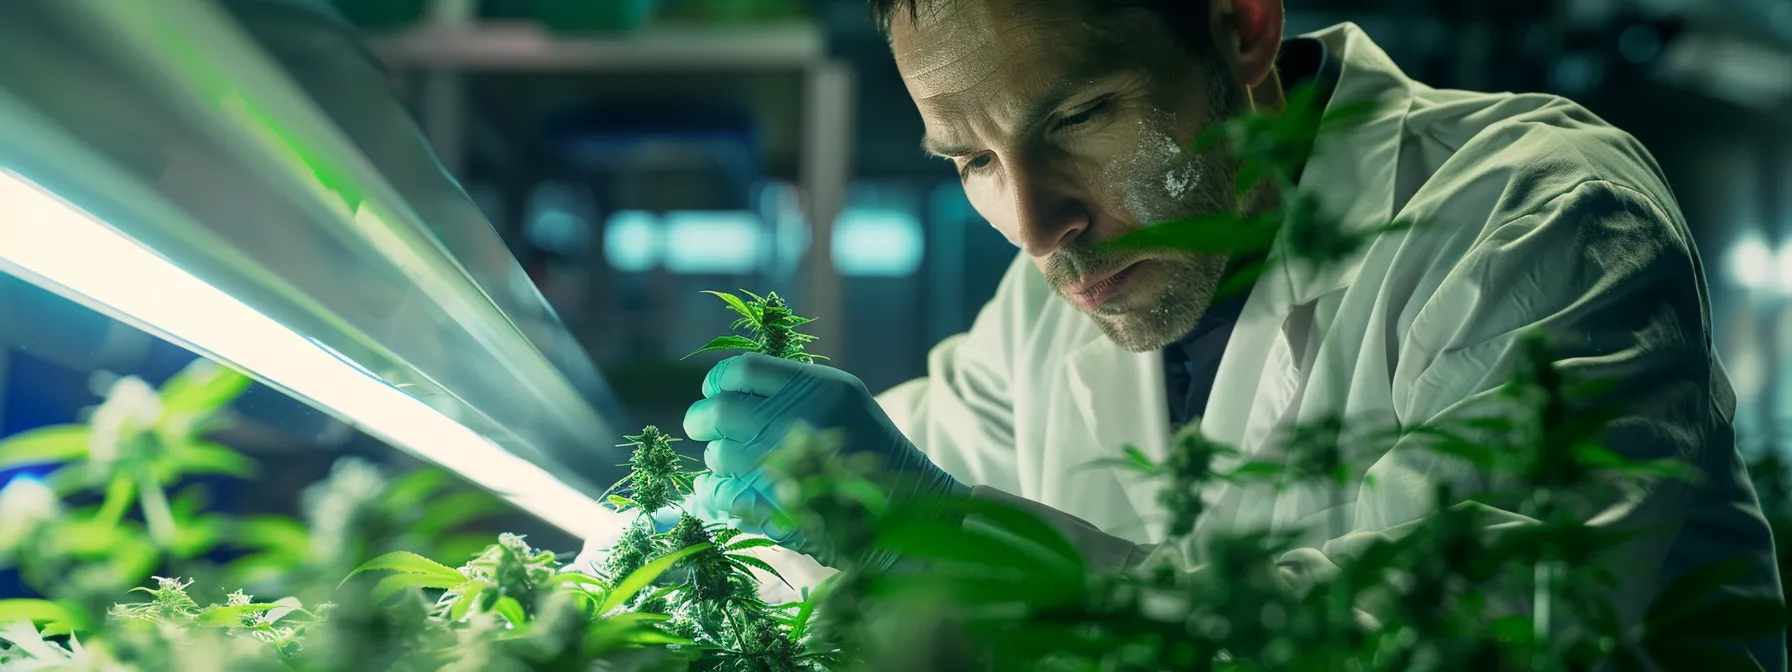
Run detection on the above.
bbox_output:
[1731,235,1775,290]
[603,210,661,272]
[833,208,925,277]
[0,169,623,539]
[663,211,761,274]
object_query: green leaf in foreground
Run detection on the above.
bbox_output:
[0,600,81,630]
[599,543,711,615]
[342,551,464,589]
[0,425,91,469]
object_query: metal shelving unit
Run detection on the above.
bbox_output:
[363,7,854,366]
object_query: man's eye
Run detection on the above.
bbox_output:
[959,154,994,178]
[1058,100,1109,128]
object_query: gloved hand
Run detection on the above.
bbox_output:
[682,353,967,568]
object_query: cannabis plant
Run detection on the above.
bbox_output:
[689,290,827,364]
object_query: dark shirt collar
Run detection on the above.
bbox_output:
[1162,36,1340,426]
[1174,35,1338,344]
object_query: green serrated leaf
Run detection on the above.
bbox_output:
[684,336,764,360]
[342,551,464,588]
[702,291,759,322]
[555,572,610,591]
[372,572,463,603]
[722,537,780,553]
[1099,213,1279,256]
[600,543,710,614]
[727,553,790,588]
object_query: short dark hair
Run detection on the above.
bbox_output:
[868,0,1216,57]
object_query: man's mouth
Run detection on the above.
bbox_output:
[1069,261,1146,311]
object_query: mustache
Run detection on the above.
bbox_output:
[1042,246,1140,288]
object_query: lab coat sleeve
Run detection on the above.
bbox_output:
[1276,179,1733,626]
[875,252,1039,496]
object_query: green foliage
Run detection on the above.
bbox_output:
[688,290,827,364]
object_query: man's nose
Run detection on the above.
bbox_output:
[1010,162,1092,258]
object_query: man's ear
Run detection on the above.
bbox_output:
[1209,0,1284,88]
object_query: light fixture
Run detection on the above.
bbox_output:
[833,207,925,277]
[603,210,661,272]
[0,168,626,540]
[1729,235,1775,290]
[663,211,762,275]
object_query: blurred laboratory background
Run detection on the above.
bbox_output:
[0,0,1789,579]
[336,0,1792,437]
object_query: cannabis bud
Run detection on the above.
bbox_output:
[603,520,658,587]
[688,290,826,364]
[618,426,686,514]
[461,534,557,614]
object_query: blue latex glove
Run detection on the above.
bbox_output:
[682,353,967,567]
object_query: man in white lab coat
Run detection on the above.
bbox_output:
[216,0,1781,662]
[678,0,1786,666]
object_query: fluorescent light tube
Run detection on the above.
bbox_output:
[0,168,627,540]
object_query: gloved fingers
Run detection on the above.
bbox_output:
[689,473,801,548]
[683,392,769,443]
[689,472,757,526]
[703,438,771,477]
[724,487,801,548]
[703,353,803,399]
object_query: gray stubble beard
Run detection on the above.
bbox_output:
[1081,66,1256,353]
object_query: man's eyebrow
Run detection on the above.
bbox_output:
[917,72,1132,159]
[921,134,975,159]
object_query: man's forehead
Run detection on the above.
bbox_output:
[891,0,1098,96]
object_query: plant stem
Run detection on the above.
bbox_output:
[137,469,177,550]
[96,471,137,528]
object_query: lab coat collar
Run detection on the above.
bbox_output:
[1265,22,1416,307]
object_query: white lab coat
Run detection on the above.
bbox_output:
[877,23,1784,667]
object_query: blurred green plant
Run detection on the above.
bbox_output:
[0,359,252,554]
[224,462,509,597]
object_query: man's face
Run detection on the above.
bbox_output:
[891,0,1253,352]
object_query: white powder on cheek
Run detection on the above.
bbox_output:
[1100,115,1206,226]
